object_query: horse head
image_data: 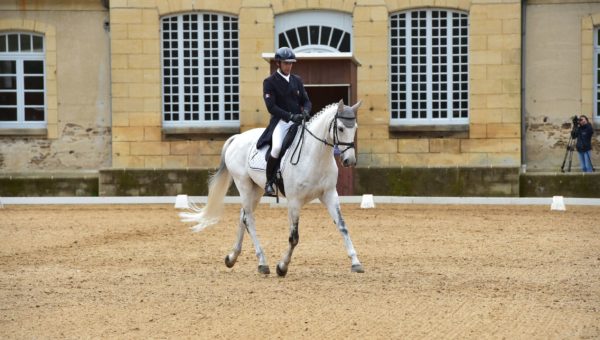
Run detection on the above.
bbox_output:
[333,99,361,167]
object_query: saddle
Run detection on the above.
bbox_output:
[249,124,299,196]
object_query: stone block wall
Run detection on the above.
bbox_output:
[4,170,600,198]
[99,168,238,196]
[353,167,520,197]
[108,0,522,171]
[520,173,600,198]
[0,1,111,173]
[0,175,98,197]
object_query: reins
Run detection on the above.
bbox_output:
[290,112,356,165]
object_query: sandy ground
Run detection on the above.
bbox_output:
[0,203,599,339]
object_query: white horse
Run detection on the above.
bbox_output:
[180,100,364,276]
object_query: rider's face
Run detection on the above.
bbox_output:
[279,61,294,75]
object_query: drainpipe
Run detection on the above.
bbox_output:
[521,0,527,173]
[102,0,112,169]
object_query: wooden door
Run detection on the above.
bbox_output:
[269,58,358,195]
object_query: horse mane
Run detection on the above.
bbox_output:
[306,102,339,126]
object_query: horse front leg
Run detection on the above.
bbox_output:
[321,190,364,273]
[242,208,270,275]
[276,206,300,277]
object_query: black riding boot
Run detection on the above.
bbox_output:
[264,156,278,196]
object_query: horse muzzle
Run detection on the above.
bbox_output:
[341,156,356,167]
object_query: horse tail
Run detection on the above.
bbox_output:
[179,135,236,232]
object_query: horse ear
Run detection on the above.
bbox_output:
[337,99,344,114]
[351,100,362,113]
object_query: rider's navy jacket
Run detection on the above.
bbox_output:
[257,71,312,149]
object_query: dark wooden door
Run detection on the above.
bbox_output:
[269,58,358,195]
[305,86,354,195]
[305,86,348,115]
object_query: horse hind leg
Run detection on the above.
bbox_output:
[245,183,271,274]
[224,208,246,268]
[225,208,270,274]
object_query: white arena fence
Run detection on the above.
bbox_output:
[1,196,600,206]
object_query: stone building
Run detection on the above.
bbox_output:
[0,0,598,197]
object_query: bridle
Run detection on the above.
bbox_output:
[290,112,356,165]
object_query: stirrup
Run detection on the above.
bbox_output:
[264,182,276,197]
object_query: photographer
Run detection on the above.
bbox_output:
[571,115,594,172]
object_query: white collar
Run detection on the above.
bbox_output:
[277,69,290,82]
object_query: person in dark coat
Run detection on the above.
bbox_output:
[571,115,594,172]
[257,47,312,196]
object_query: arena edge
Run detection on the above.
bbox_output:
[1,167,598,198]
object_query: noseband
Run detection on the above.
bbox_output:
[327,114,356,154]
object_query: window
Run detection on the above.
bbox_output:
[278,26,351,53]
[390,9,469,126]
[594,28,600,120]
[0,32,46,129]
[161,13,239,128]
[275,11,353,53]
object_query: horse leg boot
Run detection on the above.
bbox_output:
[264,156,278,197]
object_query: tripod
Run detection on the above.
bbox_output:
[560,125,577,172]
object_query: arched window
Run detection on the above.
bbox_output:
[0,32,46,128]
[390,9,469,125]
[275,11,352,53]
[161,13,239,127]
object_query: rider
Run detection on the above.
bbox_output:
[257,47,312,196]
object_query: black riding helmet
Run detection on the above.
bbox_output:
[274,47,296,63]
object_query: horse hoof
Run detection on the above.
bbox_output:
[258,265,270,275]
[351,264,365,273]
[224,255,235,268]
[276,264,287,277]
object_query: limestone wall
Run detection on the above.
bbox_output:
[525,0,600,171]
[109,0,521,170]
[0,1,111,172]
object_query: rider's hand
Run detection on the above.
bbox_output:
[302,110,310,120]
[290,113,304,123]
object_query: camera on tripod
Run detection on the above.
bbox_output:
[561,114,580,172]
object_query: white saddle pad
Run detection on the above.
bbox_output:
[248,144,290,173]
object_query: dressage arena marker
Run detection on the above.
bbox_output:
[360,194,375,209]
[174,194,189,209]
[550,195,566,211]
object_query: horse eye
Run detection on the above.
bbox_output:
[338,127,344,133]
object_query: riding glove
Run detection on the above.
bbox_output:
[290,113,304,123]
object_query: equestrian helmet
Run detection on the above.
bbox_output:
[274,47,296,63]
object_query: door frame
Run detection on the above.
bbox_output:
[262,54,360,195]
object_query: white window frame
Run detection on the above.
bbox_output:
[160,13,239,128]
[389,9,469,126]
[0,32,46,129]
[275,11,353,53]
[594,27,600,122]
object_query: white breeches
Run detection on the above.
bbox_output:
[270,119,293,158]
